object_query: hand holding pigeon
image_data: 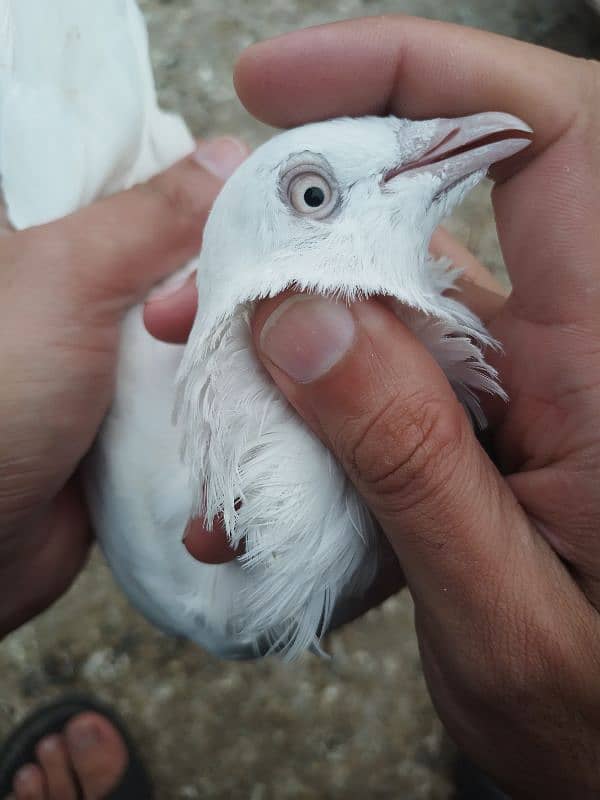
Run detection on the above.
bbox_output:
[148,17,600,798]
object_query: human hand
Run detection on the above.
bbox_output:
[144,18,600,797]
[0,137,247,637]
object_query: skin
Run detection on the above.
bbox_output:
[7,714,128,800]
[144,18,600,799]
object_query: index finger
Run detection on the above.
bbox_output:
[235,17,582,157]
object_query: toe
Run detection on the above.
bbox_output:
[64,713,128,800]
[35,735,77,800]
[12,763,47,800]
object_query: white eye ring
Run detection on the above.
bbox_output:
[281,161,339,219]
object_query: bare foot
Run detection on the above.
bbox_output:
[8,713,128,800]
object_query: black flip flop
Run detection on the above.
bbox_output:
[0,694,153,799]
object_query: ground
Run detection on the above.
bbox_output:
[1,2,598,798]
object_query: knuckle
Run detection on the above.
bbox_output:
[144,158,210,233]
[340,390,466,512]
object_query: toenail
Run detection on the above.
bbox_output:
[67,719,103,752]
[38,734,61,755]
[13,764,38,789]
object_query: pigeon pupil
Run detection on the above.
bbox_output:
[303,186,325,207]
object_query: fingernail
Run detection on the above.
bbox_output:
[260,295,356,383]
[146,271,195,304]
[193,136,247,180]
[67,718,103,752]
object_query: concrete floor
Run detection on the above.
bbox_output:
[1,2,598,798]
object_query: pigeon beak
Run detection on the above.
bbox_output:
[383,112,533,196]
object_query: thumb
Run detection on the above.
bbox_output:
[252,292,534,612]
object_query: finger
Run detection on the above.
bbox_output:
[429,227,508,323]
[2,137,248,321]
[251,292,561,620]
[235,18,579,156]
[235,19,600,320]
[144,273,198,344]
[183,515,242,564]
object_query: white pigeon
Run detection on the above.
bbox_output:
[172,114,532,657]
[0,0,532,659]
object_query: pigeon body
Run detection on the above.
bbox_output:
[0,0,533,659]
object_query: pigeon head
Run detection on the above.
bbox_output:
[193,112,531,334]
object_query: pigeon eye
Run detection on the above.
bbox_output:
[288,173,333,215]
[284,169,338,219]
